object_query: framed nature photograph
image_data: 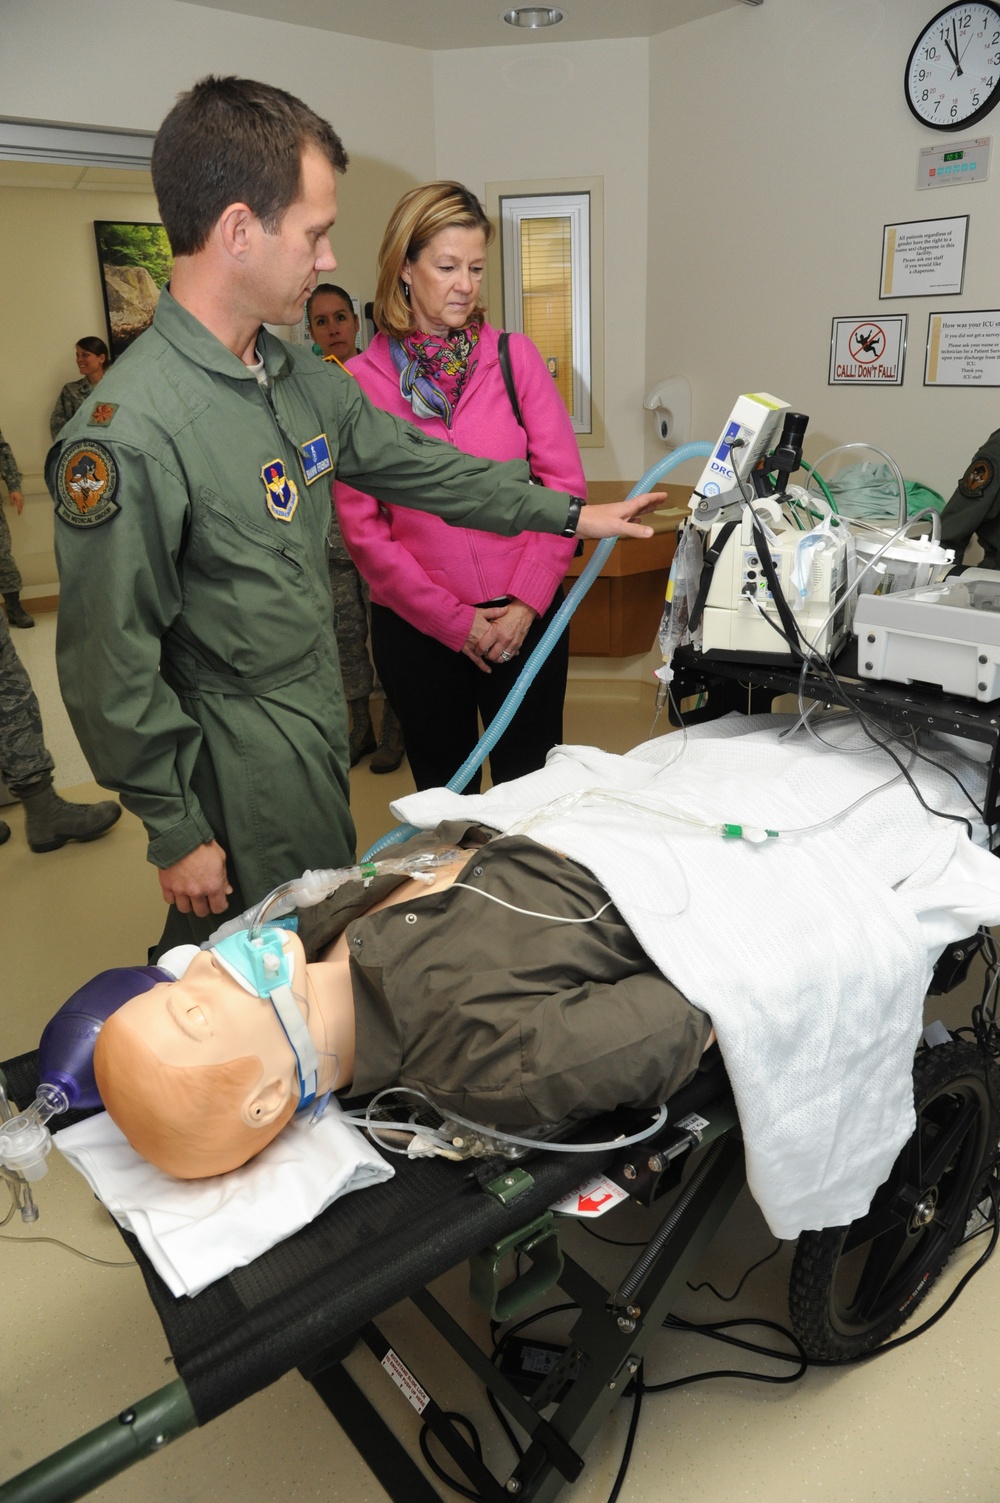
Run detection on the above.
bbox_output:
[93,220,173,359]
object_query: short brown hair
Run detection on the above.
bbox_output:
[373,181,493,340]
[94,1013,298,1178]
[152,75,349,257]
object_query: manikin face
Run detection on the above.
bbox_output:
[76,345,106,383]
[246,145,339,328]
[115,937,306,1089]
[308,291,359,362]
[402,225,486,337]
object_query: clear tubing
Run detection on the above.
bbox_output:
[349,1086,670,1155]
[363,442,714,860]
[806,442,907,528]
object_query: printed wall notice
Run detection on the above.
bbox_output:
[829,316,906,386]
[880,215,967,298]
[925,310,1000,387]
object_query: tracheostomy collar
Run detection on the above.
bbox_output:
[211,927,319,1112]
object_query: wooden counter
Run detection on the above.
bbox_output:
[566,481,688,657]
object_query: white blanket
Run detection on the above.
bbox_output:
[393,715,1000,1238]
[55,1100,393,1297]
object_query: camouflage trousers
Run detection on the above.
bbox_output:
[0,606,53,793]
[329,556,374,703]
[0,502,22,596]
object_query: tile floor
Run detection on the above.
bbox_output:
[3,618,1000,1502]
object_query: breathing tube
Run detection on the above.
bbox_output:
[362,442,714,861]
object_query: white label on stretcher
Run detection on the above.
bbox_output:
[381,1347,430,1414]
[675,1113,710,1133]
[549,1174,630,1218]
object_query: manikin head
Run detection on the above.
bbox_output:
[93,929,315,1179]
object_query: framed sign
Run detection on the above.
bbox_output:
[829,316,907,386]
[880,215,967,298]
[93,221,173,360]
[925,309,1000,387]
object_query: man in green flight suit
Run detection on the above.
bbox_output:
[47,76,662,956]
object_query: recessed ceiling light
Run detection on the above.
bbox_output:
[503,7,565,28]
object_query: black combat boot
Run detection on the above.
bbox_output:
[348,696,377,766]
[370,701,405,774]
[19,777,122,852]
[0,821,9,846]
[3,593,34,628]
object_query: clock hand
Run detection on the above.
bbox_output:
[942,25,960,71]
[951,16,965,75]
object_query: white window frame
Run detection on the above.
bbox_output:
[500,192,591,434]
[486,176,604,449]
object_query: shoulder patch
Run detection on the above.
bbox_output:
[54,442,121,529]
[88,402,119,428]
[959,456,995,499]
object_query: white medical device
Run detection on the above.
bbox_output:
[854,570,1000,702]
[684,395,850,662]
[699,500,850,658]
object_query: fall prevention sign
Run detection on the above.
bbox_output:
[829,315,907,386]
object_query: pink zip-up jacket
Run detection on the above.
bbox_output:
[334,324,584,652]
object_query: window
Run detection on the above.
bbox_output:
[486,177,603,446]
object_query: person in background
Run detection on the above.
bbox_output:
[49,337,111,441]
[306,284,404,773]
[0,604,121,851]
[0,425,34,628]
[335,182,583,793]
[307,281,360,366]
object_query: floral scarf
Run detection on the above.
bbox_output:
[389,320,481,427]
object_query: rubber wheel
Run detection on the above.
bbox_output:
[789,1040,998,1361]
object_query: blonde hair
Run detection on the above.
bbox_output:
[372,181,494,339]
[94,1013,298,1178]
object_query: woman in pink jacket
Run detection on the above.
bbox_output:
[334,181,583,792]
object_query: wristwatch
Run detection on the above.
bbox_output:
[562,496,584,536]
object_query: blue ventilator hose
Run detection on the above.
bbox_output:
[363,441,714,860]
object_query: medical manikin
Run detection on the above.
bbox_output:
[91,827,711,1179]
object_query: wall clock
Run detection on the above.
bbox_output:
[905,3,1000,130]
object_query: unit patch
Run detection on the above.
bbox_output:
[88,402,119,428]
[959,456,995,499]
[261,458,300,522]
[298,433,333,486]
[54,443,121,528]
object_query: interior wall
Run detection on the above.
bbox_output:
[433,37,651,484]
[0,180,162,590]
[646,0,1000,498]
[0,0,438,591]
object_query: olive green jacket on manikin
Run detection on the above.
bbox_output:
[46,290,577,915]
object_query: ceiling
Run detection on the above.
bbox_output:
[176,0,751,50]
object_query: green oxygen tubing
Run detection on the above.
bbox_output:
[363,442,714,860]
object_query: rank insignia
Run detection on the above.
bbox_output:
[959,456,995,498]
[298,432,333,486]
[262,458,300,522]
[54,442,121,529]
[88,402,119,428]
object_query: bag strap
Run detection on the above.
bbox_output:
[498,331,526,431]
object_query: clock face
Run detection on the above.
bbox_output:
[906,3,1000,130]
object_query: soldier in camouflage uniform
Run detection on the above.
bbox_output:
[0,605,121,850]
[309,286,404,771]
[940,427,1000,568]
[0,426,34,628]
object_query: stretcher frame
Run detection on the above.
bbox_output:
[3,657,997,1503]
[0,1051,741,1503]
